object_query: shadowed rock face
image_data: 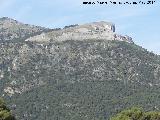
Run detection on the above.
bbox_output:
[25,21,134,43]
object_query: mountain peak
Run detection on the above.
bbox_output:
[0,17,47,41]
[26,20,133,43]
[0,17,133,43]
[0,17,18,23]
[81,21,115,32]
[0,17,11,20]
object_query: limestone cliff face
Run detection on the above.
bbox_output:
[25,21,134,43]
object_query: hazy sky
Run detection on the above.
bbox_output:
[0,0,159,54]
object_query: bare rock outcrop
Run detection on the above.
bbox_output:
[26,21,133,43]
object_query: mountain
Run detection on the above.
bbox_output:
[0,17,160,120]
[25,21,133,43]
[0,17,50,42]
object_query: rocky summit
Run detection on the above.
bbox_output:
[0,17,160,120]
[0,17,49,42]
[25,21,133,43]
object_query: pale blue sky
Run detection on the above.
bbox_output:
[0,0,159,54]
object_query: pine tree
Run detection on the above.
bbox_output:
[0,98,16,120]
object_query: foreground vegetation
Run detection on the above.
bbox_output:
[0,98,15,120]
[111,107,160,120]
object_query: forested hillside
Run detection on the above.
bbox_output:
[0,40,159,120]
[0,18,160,120]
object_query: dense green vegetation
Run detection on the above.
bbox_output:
[0,98,16,120]
[0,39,160,120]
[110,107,160,120]
[1,17,160,120]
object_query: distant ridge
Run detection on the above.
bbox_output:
[0,17,49,42]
